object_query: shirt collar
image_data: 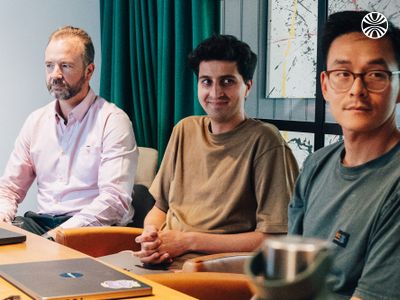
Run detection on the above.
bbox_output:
[53,88,97,123]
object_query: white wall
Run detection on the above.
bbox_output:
[0,0,101,214]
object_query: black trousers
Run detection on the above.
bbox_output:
[14,211,71,236]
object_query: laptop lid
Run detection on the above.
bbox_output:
[0,257,152,300]
[0,228,26,245]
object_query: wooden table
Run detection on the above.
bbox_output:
[0,222,196,300]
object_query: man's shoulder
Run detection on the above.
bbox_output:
[27,100,57,121]
[303,142,343,169]
[173,116,207,131]
[245,118,280,136]
[89,96,132,124]
[240,119,287,148]
[177,115,207,125]
[93,96,126,114]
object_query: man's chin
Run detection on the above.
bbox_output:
[50,90,72,100]
[50,91,72,101]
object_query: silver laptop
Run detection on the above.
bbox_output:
[0,228,26,245]
[0,257,152,300]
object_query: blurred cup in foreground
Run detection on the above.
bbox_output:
[246,235,335,300]
[262,235,330,281]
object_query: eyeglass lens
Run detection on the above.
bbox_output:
[328,71,390,92]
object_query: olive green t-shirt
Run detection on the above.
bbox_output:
[289,141,400,299]
[150,116,299,234]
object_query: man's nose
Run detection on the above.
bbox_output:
[349,76,367,97]
[210,84,223,98]
[50,65,63,79]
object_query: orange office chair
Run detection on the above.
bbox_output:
[55,227,254,300]
[55,227,253,272]
[144,272,253,300]
[55,146,254,299]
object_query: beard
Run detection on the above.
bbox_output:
[47,74,86,101]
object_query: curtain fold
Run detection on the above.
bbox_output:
[100,0,220,159]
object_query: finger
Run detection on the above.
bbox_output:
[144,228,159,237]
[135,232,158,243]
[133,249,159,259]
[138,252,162,264]
[141,240,161,251]
[141,252,171,265]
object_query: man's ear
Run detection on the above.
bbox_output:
[85,63,95,80]
[320,71,330,103]
[244,80,253,98]
[396,87,400,104]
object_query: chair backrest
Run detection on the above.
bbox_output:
[135,147,158,188]
[129,184,155,228]
[128,147,158,228]
[144,272,253,300]
[182,252,254,273]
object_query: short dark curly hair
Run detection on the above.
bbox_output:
[188,34,257,82]
[322,11,400,68]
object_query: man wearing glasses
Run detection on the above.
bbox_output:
[289,11,400,300]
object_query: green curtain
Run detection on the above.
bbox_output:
[99,0,220,160]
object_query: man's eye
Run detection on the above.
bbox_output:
[200,79,212,86]
[367,71,387,80]
[62,64,71,69]
[221,78,235,86]
[334,71,351,78]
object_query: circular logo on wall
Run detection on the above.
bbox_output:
[361,12,388,39]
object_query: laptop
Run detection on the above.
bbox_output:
[0,228,26,245]
[0,257,152,300]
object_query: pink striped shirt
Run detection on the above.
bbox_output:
[0,89,138,227]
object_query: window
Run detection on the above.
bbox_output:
[221,0,400,166]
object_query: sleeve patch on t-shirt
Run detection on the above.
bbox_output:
[333,229,350,248]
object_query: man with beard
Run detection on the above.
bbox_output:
[0,26,138,239]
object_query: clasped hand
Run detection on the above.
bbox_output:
[133,225,188,265]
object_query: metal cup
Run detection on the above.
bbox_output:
[262,235,330,281]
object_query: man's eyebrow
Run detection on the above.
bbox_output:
[331,58,389,67]
[331,59,351,66]
[198,74,235,79]
[366,58,388,67]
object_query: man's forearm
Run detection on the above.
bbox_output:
[184,231,265,254]
[143,206,167,230]
[0,197,18,222]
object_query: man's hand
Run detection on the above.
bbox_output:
[0,214,13,223]
[157,229,190,258]
[133,225,171,265]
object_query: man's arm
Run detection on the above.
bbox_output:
[134,206,169,264]
[143,206,167,230]
[135,205,264,264]
[158,230,265,259]
[350,193,400,300]
[0,114,36,221]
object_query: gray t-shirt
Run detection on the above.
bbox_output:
[289,141,400,300]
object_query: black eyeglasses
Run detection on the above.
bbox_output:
[324,69,400,92]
